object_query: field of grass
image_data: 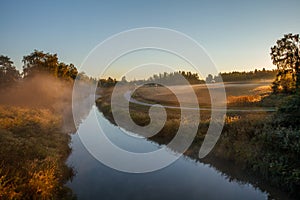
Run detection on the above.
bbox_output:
[131,80,273,108]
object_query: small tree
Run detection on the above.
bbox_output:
[271,33,300,93]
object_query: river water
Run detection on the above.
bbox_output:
[66,106,272,200]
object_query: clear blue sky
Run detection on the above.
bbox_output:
[1,0,300,77]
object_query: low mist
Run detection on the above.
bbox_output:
[0,73,76,132]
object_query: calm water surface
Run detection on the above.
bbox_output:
[66,106,272,200]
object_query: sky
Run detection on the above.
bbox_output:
[1,0,300,79]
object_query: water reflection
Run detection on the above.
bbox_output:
[67,106,268,200]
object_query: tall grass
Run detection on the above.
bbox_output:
[0,106,74,200]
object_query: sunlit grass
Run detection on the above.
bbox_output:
[0,106,74,200]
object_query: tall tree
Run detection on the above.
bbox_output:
[271,33,300,93]
[0,55,20,88]
[22,50,59,78]
[23,50,77,80]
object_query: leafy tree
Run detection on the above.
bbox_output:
[58,62,78,80]
[22,50,78,80]
[271,33,300,93]
[23,50,59,78]
[0,55,20,88]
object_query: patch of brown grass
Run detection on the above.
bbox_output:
[227,95,262,105]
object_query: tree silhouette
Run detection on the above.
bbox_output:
[271,33,300,93]
[0,55,20,88]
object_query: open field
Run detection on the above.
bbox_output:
[131,80,273,109]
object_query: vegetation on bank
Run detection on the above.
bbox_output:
[0,106,75,199]
[214,95,300,197]
[0,50,86,199]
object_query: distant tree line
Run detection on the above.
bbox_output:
[146,71,205,85]
[206,68,277,83]
[98,69,279,88]
[112,71,205,87]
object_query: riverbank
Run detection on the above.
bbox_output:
[96,84,300,199]
[0,105,75,199]
[0,74,78,199]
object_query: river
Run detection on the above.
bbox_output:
[66,106,272,200]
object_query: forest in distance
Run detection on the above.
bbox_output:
[98,68,277,87]
[0,33,299,199]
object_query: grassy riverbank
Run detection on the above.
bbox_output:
[0,106,75,199]
[0,73,79,199]
[96,83,300,198]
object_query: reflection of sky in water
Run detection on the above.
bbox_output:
[97,109,160,153]
[67,107,268,200]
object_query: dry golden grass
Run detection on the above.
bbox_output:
[27,159,59,200]
[0,106,61,130]
[131,82,272,108]
[0,106,73,200]
[227,95,262,104]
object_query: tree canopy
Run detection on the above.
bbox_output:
[271,33,300,93]
[22,50,78,80]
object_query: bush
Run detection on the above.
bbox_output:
[276,94,300,127]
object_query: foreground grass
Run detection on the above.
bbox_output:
[96,85,300,198]
[0,106,75,200]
